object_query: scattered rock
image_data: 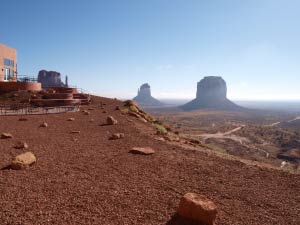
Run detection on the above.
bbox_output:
[139,118,148,123]
[190,139,201,144]
[128,111,141,118]
[129,147,155,155]
[14,141,29,149]
[178,193,217,225]
[84,111,90,115]
[280,161,287,168]
[88,108,95,111]
[109,133,125,140]
[115,106,120,110]
[164,136,172,141]
[70,131,81,134]
[1,133,13,139]
[156,137,165,141]
[40,122,48,128]
[102,110,107,113]
[12,93,19,97]
[67,118,75,121]
[89,119,95,123]
[10,152,36,170]
[107,116,118,125]
[19,118,28,121]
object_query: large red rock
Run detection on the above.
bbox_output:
[178,193,217,225]
[129,147,155,155]
[11,152,36,170]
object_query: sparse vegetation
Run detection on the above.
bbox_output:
[153,123,168,134]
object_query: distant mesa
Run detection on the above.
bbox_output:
[133,83,164,107]
[38,70,65,88]
[180,76,243,111]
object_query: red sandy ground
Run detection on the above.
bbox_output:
[0,96,299,225]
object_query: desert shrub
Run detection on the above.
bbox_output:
[129,105,139,112]
[153,123,167,134]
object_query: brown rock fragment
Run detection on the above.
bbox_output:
[19,118,28,121]
[109,133,125,140]
[129,147,155,155]
[40,122,48,128]
[67,118,75,121]
[11,152,36,170]
[70,131,81,134]
[14,141,29,149]
[107,116,118,125]
[1,133,13,139]
[178,193,217,225]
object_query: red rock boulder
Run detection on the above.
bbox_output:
[178,193,217,225]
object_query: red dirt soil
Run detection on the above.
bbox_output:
[0,96,299,225]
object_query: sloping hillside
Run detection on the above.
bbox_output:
[0,96,299,225]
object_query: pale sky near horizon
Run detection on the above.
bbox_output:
[1,0,300,100]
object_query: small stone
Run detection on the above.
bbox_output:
[11,152,36,170]
[115,106,120,110]
[156,137,165,141]
[102,110,107,113]
[88,108,95,111]
[70,131,80,134]
[107,116,118,125]
[109,133,125,140]
[139,118,148,123]
[40,122,48,128]
[84,111,90,115]
[1,133,13,139]
[89,119,95,123]
[178,193,217,225]
[129,147,155,155]
[67,118,75,121]
[14,141,29,149]
[19,118,28,121]
[128,111,141,118]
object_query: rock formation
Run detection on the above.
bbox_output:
[133,83,163,107]
[180,76,243,111]
[38,70,65,88]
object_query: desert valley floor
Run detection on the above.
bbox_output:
[0,96,300,225]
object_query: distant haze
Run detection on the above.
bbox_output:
[1,0,300,100]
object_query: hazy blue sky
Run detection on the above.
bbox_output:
[1,0,300,100]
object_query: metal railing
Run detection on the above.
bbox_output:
[0,104,80,116]
[17,75,38,83]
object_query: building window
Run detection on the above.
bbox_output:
[4,58,14,68]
